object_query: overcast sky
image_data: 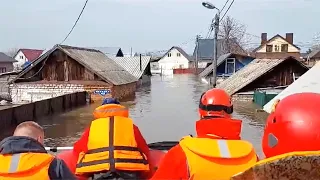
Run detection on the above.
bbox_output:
[1,0,319,54]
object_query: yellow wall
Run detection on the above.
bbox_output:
[256,36,300,53]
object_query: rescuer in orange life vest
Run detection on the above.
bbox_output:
[262,92,320,158]
[151,88,259,180]
[0,121,76,180]
[62,98,151,180]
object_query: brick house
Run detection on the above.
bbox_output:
[252,33,301,59]
[9,45,137,103]
[0,52,17,73]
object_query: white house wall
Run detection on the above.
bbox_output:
[13,51,27,70]
[158,48,190,70]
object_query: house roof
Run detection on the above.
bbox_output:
[90,47,123,57]
[217,56,308,95]
[263,61,320,113]
[18,49,44,62]
[306,48,320,59]
[110,56,151,80]
[253,34,301,52]
[160,46,192,61]
[0,52,17,63]
[199,53,253,77]
[12,45,137,85]
[192,38,247,61]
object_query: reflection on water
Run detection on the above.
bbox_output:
[13,74,266,157]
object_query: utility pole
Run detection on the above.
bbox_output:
[211,12,220,87]
[195,35,201,75]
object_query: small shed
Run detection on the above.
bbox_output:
[10,45,137,103]
[217,56,309,100]
[110,55,152,87]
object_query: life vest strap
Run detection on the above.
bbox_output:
[76,158,148,168]
[77,116,148,172]
[86,146,140,154]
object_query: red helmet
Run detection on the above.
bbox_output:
[198,88,233,118]
[262,92,320,158]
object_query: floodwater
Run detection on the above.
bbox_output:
[13,74,269,157]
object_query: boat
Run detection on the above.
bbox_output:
[231,151,320,180]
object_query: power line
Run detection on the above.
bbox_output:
[60,0,89,44]
[220,0,230,13]
[220,0,235,21]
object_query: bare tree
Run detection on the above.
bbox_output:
[4,48,19,57]
[218,16,250,53]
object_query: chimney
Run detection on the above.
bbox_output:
[286,33,293,44]
[261,33,267,45]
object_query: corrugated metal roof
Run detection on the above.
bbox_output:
[263,62,320,113]
[12,45,137,86]
[217,58,287,95]
[110,56,151,80]
[199,53,232,77]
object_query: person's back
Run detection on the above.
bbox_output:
[180,135,257,179]
[151,88,259,180]
[75,115,150,179]
[0,121,76,180]
[63,98,150,179]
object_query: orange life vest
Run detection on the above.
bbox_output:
[0,153,54,180]
[179,136,257,180]
[75,116,150,175]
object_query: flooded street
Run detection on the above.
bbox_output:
[36,74,267,157]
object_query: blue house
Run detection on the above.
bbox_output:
[198,53,255,78]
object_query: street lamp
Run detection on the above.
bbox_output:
[202,1,220,88]
[202,2,216,10]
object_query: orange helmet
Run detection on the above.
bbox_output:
[198,88,233,118]
[262,93,320,158]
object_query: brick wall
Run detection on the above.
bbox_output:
[10,83,85,103]
[10,82,136,103]
[112,82,136,100]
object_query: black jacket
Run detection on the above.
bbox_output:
[0,136,76,180]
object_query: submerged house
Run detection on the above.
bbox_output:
[9,45,137,103]
[198,53,255,83]
[217,56,309,100]
[156,46,193,75]
[110,56,152,87]
[263,62,320,113]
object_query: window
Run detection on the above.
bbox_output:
[167,53,171,57]
[281,44,289,52]
[225,58,235,74]
[274,45,280,52]
[266,45,273,52]
[20,56,24,59]
[177,53,181,57]
[0,67,6,73]
[179,64,184,68]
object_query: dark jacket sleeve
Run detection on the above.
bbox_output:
[48,158,77,180]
